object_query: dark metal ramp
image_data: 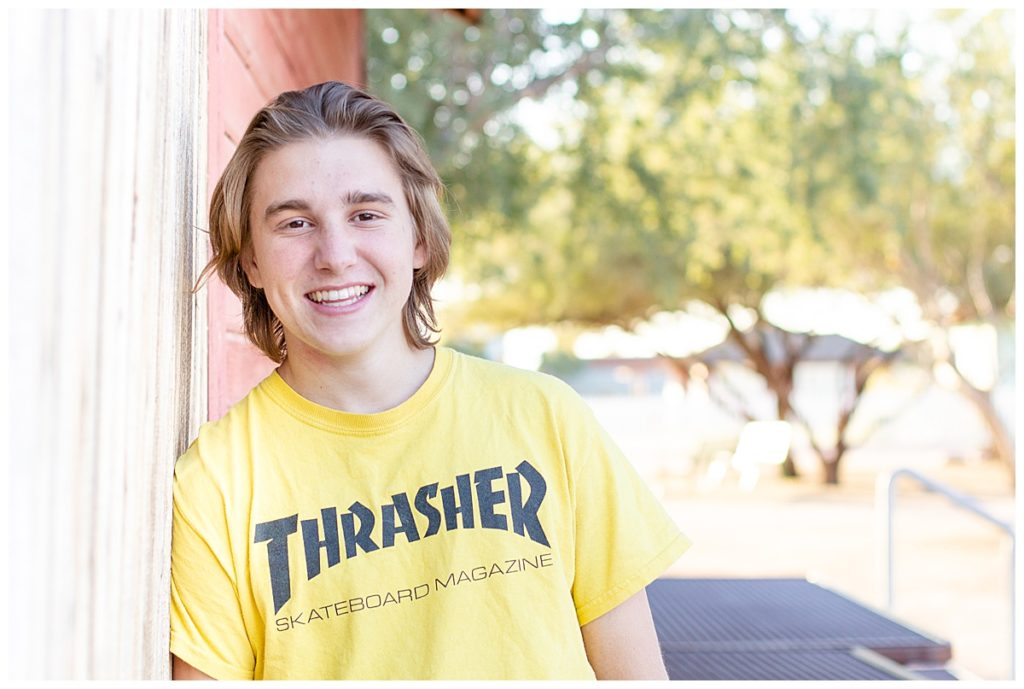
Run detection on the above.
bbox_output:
[663,649,909,680]
[648,578,954,680]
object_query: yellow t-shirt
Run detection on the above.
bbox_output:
[170,347,690,679]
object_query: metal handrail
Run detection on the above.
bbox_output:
[877,467,1015,679]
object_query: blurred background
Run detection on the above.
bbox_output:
[365,8,1016,680]
[7,6,1015,680]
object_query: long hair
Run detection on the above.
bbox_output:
[196,81,451,363]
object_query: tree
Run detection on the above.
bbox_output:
[862,9,1016,482]
[663,324,899,484]
[451,9,900,482]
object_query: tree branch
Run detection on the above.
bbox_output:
[465,42,612,135]
[706,365,759,423]
[965,248,995,321]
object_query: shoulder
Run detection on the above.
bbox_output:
[174,373,277,492]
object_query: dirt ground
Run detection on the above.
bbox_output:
[651,452,1016,680]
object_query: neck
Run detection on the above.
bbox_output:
[277,344,436,414]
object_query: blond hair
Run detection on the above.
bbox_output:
[197,81,451,363]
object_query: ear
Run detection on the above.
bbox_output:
[413,238,427,271]
[240,245,264,289]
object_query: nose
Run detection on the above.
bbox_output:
[313,223,358,272]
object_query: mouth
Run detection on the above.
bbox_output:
[305,284,373,307]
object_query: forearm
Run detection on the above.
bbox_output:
[580,589,668,680]
[172,654,215,680]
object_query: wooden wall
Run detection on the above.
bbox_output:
[206,9,365,421]
[8,9,208,679]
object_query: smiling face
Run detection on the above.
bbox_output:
[242,136,426,368]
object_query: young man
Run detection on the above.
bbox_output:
[170,81,689,680]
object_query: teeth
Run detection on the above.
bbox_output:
[308,285,370,304]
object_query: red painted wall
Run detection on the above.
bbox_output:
[206,9,365,421]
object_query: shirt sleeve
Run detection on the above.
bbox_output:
[169,442,256,680]
[558,390,691,626]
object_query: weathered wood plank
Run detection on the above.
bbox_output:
[8,8,207,679]
[218,28,271,147]
[224,9,303,99]
[266,9,364,87]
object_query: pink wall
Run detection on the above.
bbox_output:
[206,9,365,421]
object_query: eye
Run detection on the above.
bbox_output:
[281,219,312,231]
[353,211,383,224]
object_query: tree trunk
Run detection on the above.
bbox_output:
[777,394,799,478]
[938,330,1016,489]
[959,380,1015,489]
[823,460,840,485]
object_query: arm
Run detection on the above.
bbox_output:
[580,588,669,680]
[171,447,255,680]
[172,654,215,680]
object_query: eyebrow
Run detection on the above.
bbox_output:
[263,191,395,220]
[343,190,395,206]
[264,199,312,220]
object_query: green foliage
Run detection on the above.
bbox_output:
[367,9,617,230]
[442,338,491,360]
[366,9,1014,334]
[539,350,586,380]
